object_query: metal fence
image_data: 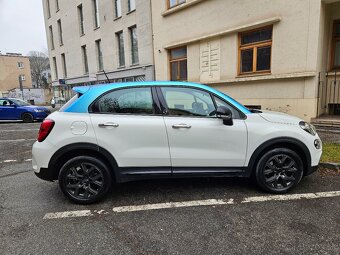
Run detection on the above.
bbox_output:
[317,71,340,116]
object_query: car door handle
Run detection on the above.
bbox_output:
[98,123,119,128]
[172,124,191,129]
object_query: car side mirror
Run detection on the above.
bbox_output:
[216,106,233,126]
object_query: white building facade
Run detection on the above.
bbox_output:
[43,0,154,100]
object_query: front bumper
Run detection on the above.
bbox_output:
[304,165,319,176]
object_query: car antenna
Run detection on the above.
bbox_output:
[102,70,111,83]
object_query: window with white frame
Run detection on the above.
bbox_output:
[96,39,104,71]
[93,0,100,28]
[129,26,139,64]
[128,0,136,12]
[114,0,122,18]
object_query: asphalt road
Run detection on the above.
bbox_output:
[0,122,339,255]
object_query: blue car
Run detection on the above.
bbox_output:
[0,98,50,122]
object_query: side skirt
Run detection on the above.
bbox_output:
[117,166,249,183]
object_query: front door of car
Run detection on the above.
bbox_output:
[0,99,16,120]
[89,87,171,176]
[158,86,248,174]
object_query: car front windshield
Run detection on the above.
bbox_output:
[10,99,31,106]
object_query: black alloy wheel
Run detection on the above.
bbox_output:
[255,148,303,193]
[22,113,34,123]
[58,156,112,204]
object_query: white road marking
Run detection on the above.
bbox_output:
[112,199,234,213]
[241,191,340,203]
[0,138,36,142]
[25,159,32,162]
[43,210,93,219]
[3,160,17,163]
[0,129,39,132]
[43,191,340,220]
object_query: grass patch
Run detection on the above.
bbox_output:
[321,143,340,163]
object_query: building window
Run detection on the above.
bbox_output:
[128,0,136,12]
[20,75,26,81]
[17,62,24,68]
[168,0,186,9]
[81,45,89,74]
[238,26,272,75]
[61,53,67,78]
[116,31,125,67]
[129,26,139,65]
[114,0,122,18]
[57,19,63,45]
[93,0,100,28]
[49,25,54,50]
[78,4,85,35]
[46,0,51,18]
[55,0,59,11]
[169,47,187,81]
[96,39,104,71]
[331,20,340,70]
[52,57,58,80]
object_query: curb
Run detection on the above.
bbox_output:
[319,162,340,171]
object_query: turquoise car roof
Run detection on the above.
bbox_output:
[64,81,251,114]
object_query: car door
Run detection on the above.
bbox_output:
[0,99,16,120]
[89,86,171,176]
[158,86,248,174]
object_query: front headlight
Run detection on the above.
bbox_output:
[34,109,45,113]
[299,121,316,136]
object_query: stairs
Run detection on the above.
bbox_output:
[311,116,340,132]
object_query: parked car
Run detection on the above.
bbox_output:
[32,82,322,204]
[0,98,50,122]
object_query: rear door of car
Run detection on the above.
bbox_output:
[89,86,171,177]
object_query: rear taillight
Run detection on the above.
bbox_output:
[37,119,55,142]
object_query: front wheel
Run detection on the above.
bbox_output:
[255,148,304,193]
[58,156,112,204]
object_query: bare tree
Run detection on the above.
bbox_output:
[28,51,50,89]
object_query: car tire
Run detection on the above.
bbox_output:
[58,156,112,204]
[22,113,34,123]
[255,148,304,194]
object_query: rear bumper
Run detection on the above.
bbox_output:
[35,168,55,182]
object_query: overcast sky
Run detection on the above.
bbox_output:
[0,0,47,56]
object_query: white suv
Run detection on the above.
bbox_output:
[32,82,322,204]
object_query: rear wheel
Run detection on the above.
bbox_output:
[58,156,112,204]
[255,148,303,193]
[22,113,33,123]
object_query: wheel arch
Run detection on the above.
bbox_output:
[247,137,311,176]
[47,143,119,181]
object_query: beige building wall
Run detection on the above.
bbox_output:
[0,54,32,96]
[151,0,339,121]
[43,0,154,90]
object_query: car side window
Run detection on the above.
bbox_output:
[214,96,241,119]
[0,99,11,107]
[92,87,154,115]
[160,87,215,117]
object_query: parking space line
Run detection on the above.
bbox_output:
[0,139,36,142]
[0,159,32,164]
[112,199,234,213]
[241,191,340,203]
[43,191,340,220]
[0,129,39,132]
[43,210,93,219]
